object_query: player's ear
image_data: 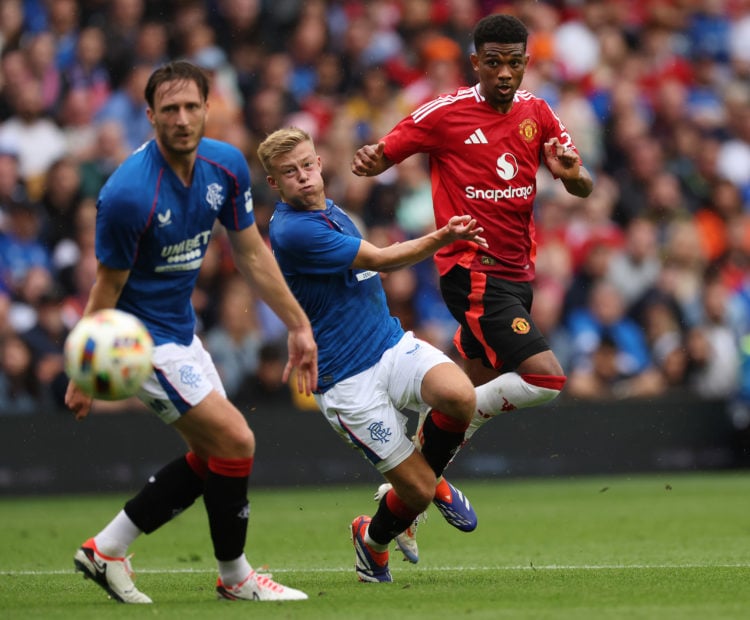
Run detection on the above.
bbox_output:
[266,174,279,190]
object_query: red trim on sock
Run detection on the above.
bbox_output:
[431,410,470,433]
[385,490,421,522]
[520,374,567,391]
[185,452,209,479]
[207,457,253,478]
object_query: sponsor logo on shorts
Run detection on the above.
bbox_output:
[511,317,530,334]
[367,421,392,444]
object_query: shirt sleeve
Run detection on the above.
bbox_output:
[95,189,149,270]
[218,146,255,232]
[382,102,446,164]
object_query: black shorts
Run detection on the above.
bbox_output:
[439,265,550,371]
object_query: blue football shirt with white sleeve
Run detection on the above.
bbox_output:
[269,198,403,392]
[96,138,255,346]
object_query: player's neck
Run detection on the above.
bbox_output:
[159,146,196,186]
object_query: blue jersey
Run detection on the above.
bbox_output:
[269,199,403,392]
[96,138,255,346]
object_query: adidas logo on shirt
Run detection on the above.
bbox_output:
[464,129,488,144]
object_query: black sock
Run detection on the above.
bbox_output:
[124,455,204,534]
[420,411,466,478]
[203,471,250,561]
[368,495,416,545]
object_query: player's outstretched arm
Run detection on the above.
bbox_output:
[351,141,393,177]
[227,225,318,395]
[352,214,487,273]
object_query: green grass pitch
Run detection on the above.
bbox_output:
[1,472,749,619]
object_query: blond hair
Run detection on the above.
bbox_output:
[257,127,313,173]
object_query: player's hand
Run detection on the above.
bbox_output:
[65,381,94,421]
[351,142,388,177]
[444,215,488,248]
[543,138,580,177]
[284,325,318,396]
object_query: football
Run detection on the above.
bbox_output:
[64,309,154,400]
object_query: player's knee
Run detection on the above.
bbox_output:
[430,372,476,424]
[521,373,566,407]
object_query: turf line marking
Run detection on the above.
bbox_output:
[4,563,750,576]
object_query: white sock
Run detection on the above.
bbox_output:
[218,554,253,587]
[94,510,142,557]
[466,373,562,441]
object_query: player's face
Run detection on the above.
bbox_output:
[471,42,527,113]
[267,141,326,210]
[147,79,207,156]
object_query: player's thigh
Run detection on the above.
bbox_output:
[173,390,254,460]
[314,366,414,475]
[383,331,463,412]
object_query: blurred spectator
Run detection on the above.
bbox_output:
[20,285,69,407]
[203,275,263,399]
[393,153,433,236]
[0,332,43,415]
[0,0,24,56]
[62,25,111,114]
[39,156,82,256]
[93,62,152,151]
[566,333,665,400]
[57,87,98,159]
[637,291,687,390]
[236,341,295,412]
[531,278,574,373]
[86,0,145,88]
[0,149,28,228]
[60,245,96,329]
[567,279,654,381]
[46,0,80,74]
[607,216,662,311]
[132,19,169,69]
[77,119,130,198]
[0,201,52,304]
[684,323,739,399]
[24,30,63,114]
[716,99,750,200]
[399,34,465,110]
[0,77,68,199]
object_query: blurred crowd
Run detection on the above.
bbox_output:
[2,0,750,418]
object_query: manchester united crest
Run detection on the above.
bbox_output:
[511,317,531,334]
[518,119,537,143]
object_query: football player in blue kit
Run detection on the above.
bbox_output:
[258,127,487,583]
[65,61,317,603]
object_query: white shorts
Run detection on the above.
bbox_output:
[313,331,453,474]
[137,335,226,424]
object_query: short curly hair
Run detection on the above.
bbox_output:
[473,14,528,51]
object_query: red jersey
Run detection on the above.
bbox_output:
[382,84,581,282]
